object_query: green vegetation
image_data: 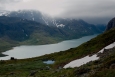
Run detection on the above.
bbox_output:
[0,38,19,56]
[38,28,115,68]
[0,28,115,76]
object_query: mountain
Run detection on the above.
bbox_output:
[106,17,115,30]
[1,10,105,32]
[0,10,61,27]
[0,17,115,76]
[0,16,68,56]
[0,16,101,42]
[0,16,67,42]
[0,10,106,56]
[0,10,9,16]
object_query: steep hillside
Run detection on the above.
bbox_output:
[106,17,115,30]
[40,27,115,68]
[0,16,70,42]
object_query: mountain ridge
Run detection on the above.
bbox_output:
[0,16,102,42]
[0,10,106,31]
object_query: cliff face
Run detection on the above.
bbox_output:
[106,17,115,31]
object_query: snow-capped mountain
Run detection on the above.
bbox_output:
[0,10,105,30]
[0,10,107,52]
[0,10,10,16]
[0,10,105,39]
[1,10,57,27]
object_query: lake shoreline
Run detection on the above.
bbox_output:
[0,34,98,60]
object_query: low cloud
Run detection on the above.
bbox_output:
[0,0,21,3]
[0,7,3,10]
[1,0,115,24]
[0,0,23,11]
[58,0,115,24]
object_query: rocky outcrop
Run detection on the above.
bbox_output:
[106,17,115,31]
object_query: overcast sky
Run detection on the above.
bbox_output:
[0,0,115,24]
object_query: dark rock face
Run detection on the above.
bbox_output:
[106,17,115,31]
[0,16,37,41]
[110,63,115,69]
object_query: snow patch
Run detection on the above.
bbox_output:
[42,17,49,25]
[52,19,65,27]
[52,19,57,26]
[32,18,34,21]
[64,55,99,68]
[99,42,115,53]
[57,24,65,27]
[26,34,28,37]
[64,42,115,68]
[0,11,9,16]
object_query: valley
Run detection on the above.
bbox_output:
[0,8,114,77]
[0,14,104,56]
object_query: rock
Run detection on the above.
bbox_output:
[74,68,90,75]
[10,72,14,75]
[110,63,115,69]
[29,71,37,76]
[10,57,16,60]
[106,17,115,31]
[59,74,66,77]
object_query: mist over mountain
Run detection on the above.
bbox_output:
[0,0,114,25]
[0,10,106,31]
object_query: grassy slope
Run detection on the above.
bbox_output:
[88,47,115,77]
[0,37,19,56]
[0,31,64,56]
[38,28,115,68]
[0,28,115,76]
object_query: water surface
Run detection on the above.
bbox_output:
[43,60,55,64]
[0,34,98,60]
